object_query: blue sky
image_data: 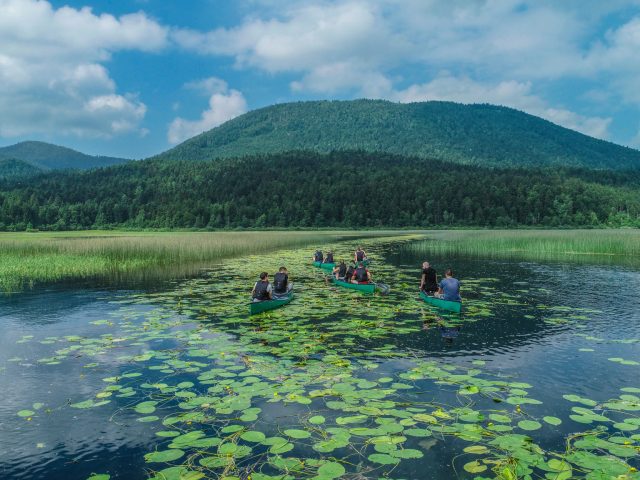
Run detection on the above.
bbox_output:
[1,0,640,159]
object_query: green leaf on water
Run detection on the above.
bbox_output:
[543,416,562,426]
[518,420,542,431]
[284,429,311,439]
[87,475,110,480]
[367,453,400,465]
[144,449,185,463]
[463,445,489,454]
[17,410,35,417]
[463,460,487,473]
[240,430,266,443]
[317,461,346,479]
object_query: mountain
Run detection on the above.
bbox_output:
[0,151,638,230]
[0,141,130,171]
[154,100,640,170]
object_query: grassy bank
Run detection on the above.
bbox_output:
[0,231,401,291]
[405,229,640,262]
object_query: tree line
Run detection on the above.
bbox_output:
[0,151,638,230]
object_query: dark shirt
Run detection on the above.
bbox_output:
[253,281,272,300]
[421,267,438,292]
[273,272,288,294]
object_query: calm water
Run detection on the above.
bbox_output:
[1,239,639,480]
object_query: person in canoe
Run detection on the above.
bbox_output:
[354,247,368,264]
[313,250,323,262]
[420,261,438,295]
[272,266,292,298]
[333,260,348,280]
[251,272,272,302]
[324,251,335,264]
[435,268,461,302]
[351,261,372,284]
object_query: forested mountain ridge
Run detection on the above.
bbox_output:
[153,100,640,170]
[0,151,638,231]
[0,141,130,171]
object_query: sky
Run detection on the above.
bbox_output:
[1,0,640,159]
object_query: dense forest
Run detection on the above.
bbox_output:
[155,100,640,170]
[0,151,638,230]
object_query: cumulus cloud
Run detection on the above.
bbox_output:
[172,0,640,141]
[167,78,248,144]
[0,0,167,138]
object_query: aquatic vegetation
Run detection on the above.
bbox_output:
[9,237,640,479]
[403,229,640,264]
[0,230,402,291]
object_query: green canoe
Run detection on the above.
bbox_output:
[313,261,335,271]
[249,291,294,315]
[331,277,376,294]
[419,291,462,313]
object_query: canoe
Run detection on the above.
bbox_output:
[313,261,335,271]
[249,290,294,315]
[331,277,375,294]
[419,291,462,313]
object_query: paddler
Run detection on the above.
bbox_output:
[272,266,292,297]
[333,260,347,280]
[251,272,272,302]
[419,261,438,295]
[354,246,368,264]
[324,251,334,264]
[435,268,461,302]
[351,261,372,284]
[313,250,323,262]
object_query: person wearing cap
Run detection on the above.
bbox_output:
[351,262,372,284]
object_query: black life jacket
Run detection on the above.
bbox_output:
[253,281,270,300]
[325,253,334,263]
[356,250,365,261]
[345,266,354,280]
[273,272,288,294]
[355,267,368,282]
[314,251,323,262]
[338,263,347,277]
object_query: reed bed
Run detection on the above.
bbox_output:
[0,231,382,291]
[404,229,640,262]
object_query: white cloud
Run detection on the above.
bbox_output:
[172,0,638,142]
[168,79,248,144]
[389,74,612,139]
[0,0,168,139]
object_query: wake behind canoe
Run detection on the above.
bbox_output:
[331,277,375,294]
[419,290,462,313]
[249,291,294,315]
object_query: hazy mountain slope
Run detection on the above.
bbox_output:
[0,141,130,170]
[154,100,640,170]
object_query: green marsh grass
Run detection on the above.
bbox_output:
[405,229,640,263]
[0,231,403,291]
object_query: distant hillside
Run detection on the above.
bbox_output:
[154,100,640,170]
[0,158,43,181]
[0,151,638,230]
[0,141,130,171]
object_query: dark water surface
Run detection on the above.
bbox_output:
[1,239,639,480]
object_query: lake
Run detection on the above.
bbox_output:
[1,237,639,480]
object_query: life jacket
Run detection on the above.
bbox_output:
[356,250,365,261]
[338,263,347,277]
[355,266,368,282]
[345,266,354,280]
[314,251,323,262]
[325,253,334,263]
[253,281,270,300]
[273,272,288,294]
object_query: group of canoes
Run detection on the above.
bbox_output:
[249,247,463,314]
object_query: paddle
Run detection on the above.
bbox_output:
[374,282,390,295]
